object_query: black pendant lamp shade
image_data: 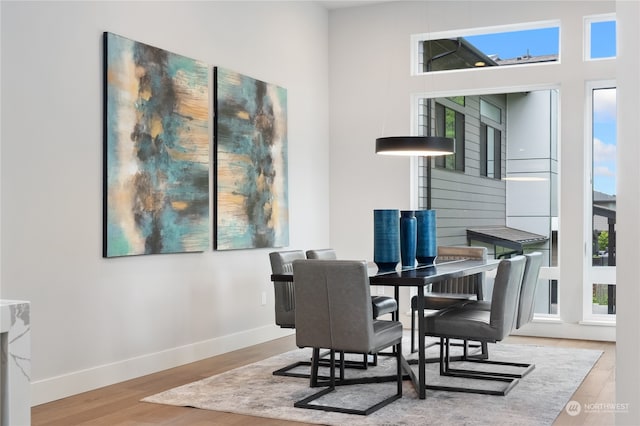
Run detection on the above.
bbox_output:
[375,136,454,156]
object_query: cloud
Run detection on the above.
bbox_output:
[594,165,615,177]
[593,138,616,162]
[593,88,616,122]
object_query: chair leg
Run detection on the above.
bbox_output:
[418,338,485,364]
[272,359,315,379]
[425,338,521,396]
[310,347,321,387]
[410,307,416,353]
[276,347,374,381]
[294,344,403,416]
[273,347,332,380]
[449,357,535,379]
[453,340,533,379]
[396,341,403,396]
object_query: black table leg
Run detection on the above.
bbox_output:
[394,287,400,321]
[417,285,426,399]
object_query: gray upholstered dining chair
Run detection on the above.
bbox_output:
[306,249,398,319]
[410,246,488,354]
[269,250,317,378]
[270,250,305,329]
[516,252,544,329]
[451,251,543,379]
[293,259,403,415]
[424,255,526,395]
[461,252,543,322]
[306,248,398,367]
[269,249,373,378]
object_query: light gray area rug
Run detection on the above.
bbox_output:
[142,337,601,425]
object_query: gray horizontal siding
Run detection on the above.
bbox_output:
[419,94,507,247]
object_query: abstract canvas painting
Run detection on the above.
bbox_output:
[104,32,209,257]
[214,67,289,250]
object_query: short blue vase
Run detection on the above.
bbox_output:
[415,210,437,265]
[373,209,400,272]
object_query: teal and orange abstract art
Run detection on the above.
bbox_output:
[104,32,209,257]
[214,67,289,250]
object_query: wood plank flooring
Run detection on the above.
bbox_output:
[32,335,615,426]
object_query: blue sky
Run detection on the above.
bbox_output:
[466,23,617,195]
[466,27,559,60]
[590,21,617,196]
[593,88,617,196]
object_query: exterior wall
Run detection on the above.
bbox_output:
[615,0,640,422]
[419,94,507,247]
[506,90,558,313]
[506,91,558,244]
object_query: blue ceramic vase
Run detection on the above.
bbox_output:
[373,209,400,272]
[400,210,417,267]
[415,210,437,265]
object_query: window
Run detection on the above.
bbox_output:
[480,124,501,179]
[414,22,560,74]
[416,98,465,171]
[416,90,559,318]
[434,103,465,171]
[587,83,616,319]
[480,99,503,179]
[585,15,616,60]
[480,99,501,123]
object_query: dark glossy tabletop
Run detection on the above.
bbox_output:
[271,258,499,286]
[368,258,500,286]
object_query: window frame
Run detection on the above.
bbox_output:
[434,101,465,172]
[479,97,504,180]
[411,20,561,76]
[480,123,501,179]
[584,13,617,61]
[583,80,617,324]
[413,89,561,321]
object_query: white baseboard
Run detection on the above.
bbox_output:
[512,321,616,342]
[31,325,294,406]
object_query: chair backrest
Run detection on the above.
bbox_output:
[434,246,488,299]
[305,249,337,260]
[269,250,306,328]
[489,255,526,340]
[294,259,375,354]
[270,250,306,274]
[516,252,543,329]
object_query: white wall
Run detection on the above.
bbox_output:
[329,0,615,340]
[0,1,330,405]
[615,1,640,423]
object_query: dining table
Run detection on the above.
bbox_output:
[368,258,500,399]
[270,257,500,400]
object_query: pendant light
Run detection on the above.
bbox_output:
[374,5,454,158]
[375,136,454,156]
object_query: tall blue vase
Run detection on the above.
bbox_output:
[415,210,437,265]
[373,209,400,272]
[400,210,417,267]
